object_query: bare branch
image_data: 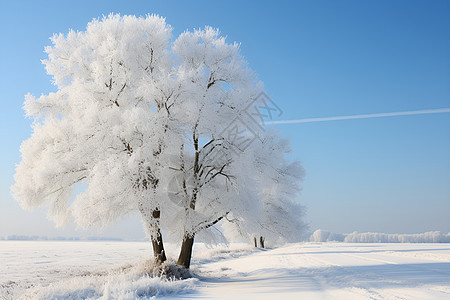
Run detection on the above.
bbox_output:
[193,211,230,233]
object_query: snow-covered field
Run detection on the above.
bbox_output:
[1,241,450,299]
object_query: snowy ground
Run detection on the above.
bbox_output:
[1,241,450,299]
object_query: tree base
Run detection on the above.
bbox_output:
[135,259,193,279]
[177,235,195,269]
[160,263,193,279]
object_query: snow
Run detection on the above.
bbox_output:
[0,241,197,299]
[1,241,450,299]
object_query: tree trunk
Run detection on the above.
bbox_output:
[177,234,195,268]
[151,227,167,264]
[260,236,265,248]
[254,237,258,247]
[148,209,166,265]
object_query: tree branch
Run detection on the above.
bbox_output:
[194,211,229,233]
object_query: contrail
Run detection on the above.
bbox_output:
[265,108,450,125]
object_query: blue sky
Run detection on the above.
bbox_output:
[1,0,449,239]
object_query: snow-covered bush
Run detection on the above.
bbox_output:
[309,230,345,242]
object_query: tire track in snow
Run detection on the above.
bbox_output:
[292,247,448,300]
[341,252,450,276]
[294,251,383,299]
[337,252,450,299]
[277,245,401,299]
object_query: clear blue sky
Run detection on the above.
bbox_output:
[1,0,449,239]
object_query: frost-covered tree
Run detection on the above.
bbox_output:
[221,131,307,248]
[13,14,306,270]
[247,131,307,246]
[12,14,177,264]
[166,27,261,268]
[161,28,306,268]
